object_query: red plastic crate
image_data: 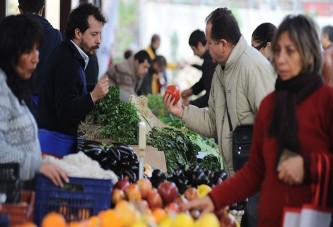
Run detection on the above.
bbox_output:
[0,191,35,226]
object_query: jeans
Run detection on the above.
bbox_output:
[240,192,259,227]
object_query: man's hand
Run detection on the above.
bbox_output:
[91,75,109,103]
[163,93,184,118]
[278,155,304,185]
[181,88,193,99]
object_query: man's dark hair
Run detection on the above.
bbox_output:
[322,25,333,43]
[65,3,107,40]
[151,34,160,44]
[206,7,241,45]
[154,55,167,67]
[18,0,44,13]
[134,50,151,64]
[252,23,277,44]
[0,14,42,103]
[189,29,207,47]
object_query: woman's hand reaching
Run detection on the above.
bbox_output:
[39,162,69,187]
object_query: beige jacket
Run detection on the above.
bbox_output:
[106,57,142,95]
[182,36,276,175]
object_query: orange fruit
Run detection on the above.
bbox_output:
[87,216,101,227]
[99,209,122,227]
[152,208,167,223]
[41,212,67,227]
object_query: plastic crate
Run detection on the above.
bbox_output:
[34,174,113,225]
[0,191,35,226]
[0,214,9,227]
[0,163,20,203]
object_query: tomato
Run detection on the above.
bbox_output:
[165,85,180,104]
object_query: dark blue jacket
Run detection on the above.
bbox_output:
[31,14,62,95]
[37,40,95,135]
[190,50,216,108]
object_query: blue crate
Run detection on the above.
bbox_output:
[0,214,9,227]
[34,174,113,225]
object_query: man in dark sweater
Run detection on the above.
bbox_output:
[181,29,216,108]
[18,0,62,118]
[37,3,109,157]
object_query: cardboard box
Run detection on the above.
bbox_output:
[130,145,167,172]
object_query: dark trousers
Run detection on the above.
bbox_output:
[240,192,259,227]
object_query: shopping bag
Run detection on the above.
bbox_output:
[282,154,332,227]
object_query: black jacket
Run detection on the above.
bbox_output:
[37,40,95,135]
[190,50,216,108]
[30,14,62,95]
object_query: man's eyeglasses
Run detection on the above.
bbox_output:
[253,42,267,51]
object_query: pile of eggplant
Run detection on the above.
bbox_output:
[77,137,139,182]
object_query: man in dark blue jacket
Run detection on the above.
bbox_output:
[37,3,109,157]
[18,0,62,118]
[181,29,216,108]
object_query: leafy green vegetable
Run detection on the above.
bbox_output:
[147,127,199,173]
[197,154,222,172]
[147,94,169,117]
[85,87,140,144]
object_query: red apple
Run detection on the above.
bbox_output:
[111,188,125,204]
[115,177,130,190]
[157,181,179,204]
[137,178,152,199]
[125,183,142,201]
[165,202,180,213]
[147,189,163,210]
[184,187,198,201]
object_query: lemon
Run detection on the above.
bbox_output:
[130,221,148,227]
[196,213,219,227]
[197,184,212,198]
[171,213,194,227]
[158,216,172,227]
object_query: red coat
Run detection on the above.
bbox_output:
[209,85,333,227]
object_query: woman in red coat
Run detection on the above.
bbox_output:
[183,14,333,227]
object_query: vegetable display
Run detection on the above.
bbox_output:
[81,87,140,145]
[77,138,139,182]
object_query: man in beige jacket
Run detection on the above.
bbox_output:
[164,8,276,227]
[106,50,151,95]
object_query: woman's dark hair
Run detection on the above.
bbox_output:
[189,29,207,47]
[252,22,276,48]
[65,3,107,40]
[206,7,241,45]
[0,14,42,103]
[271,14,322,74]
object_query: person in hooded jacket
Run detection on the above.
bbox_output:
[18,0,62,119]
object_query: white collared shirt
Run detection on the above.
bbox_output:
[70,40,89,70]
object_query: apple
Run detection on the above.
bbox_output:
[184,187,198,201]
[115,176,130,190]
[137,178,152,199]
[165,202,180,213]
[157,181,179,205]
[125,183,142,201]
[147,189,163,210]
[111,188,125,204]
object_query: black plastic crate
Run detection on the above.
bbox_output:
[0,163,20,203]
